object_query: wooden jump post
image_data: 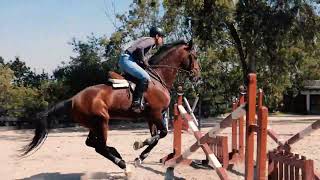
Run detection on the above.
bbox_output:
[162,73,320,180]
[257,88,320,180]
[162,73,269,179]
[243,73,269,180]
[230,91,245,163]
[161,86,231,179]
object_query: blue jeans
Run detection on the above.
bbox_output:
[119,54,151,81]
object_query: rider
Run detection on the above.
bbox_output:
[119,26,165,112]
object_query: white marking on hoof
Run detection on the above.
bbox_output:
[134,158,142,167]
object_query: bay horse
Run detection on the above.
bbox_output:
[21,40,200,177]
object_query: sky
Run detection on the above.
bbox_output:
[0,0,131,73]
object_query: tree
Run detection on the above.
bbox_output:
[53,36,111,97]
[6,57,48,88]
[0,56,4,65]
[162,0,320,111]
[0,65,47,118]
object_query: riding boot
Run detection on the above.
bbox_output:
[132,79,148,113]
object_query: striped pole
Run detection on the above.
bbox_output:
[285,119,320,146]
[267,120,320,150]
[206,103,246,138]
[192,96,199,112]
[183,97,199,127]
[165,104,246,165]
[166,105,229,180]
[267,128,284,147]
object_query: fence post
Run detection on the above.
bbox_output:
[257,106,268,180]
[239,93,245,159]
[245,73,257,180]
[173,86,184,157]
[232,102,238,155]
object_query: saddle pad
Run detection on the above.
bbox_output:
[109,79,128,84]
[108,78,135,90]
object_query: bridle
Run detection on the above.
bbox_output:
[150,51,198,75]
[146,51,199,89]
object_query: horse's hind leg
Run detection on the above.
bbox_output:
[85,130,98,148]
[91,115,128,172]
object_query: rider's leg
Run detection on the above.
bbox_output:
[131,78,149,111]
[119,54,150,111]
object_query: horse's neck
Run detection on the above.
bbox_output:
[153,53,182,89]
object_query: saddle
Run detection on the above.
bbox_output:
[108,71,137,90]
[108,71,147,110]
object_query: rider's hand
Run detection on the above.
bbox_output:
[145,62,150,67]
[143,59,150,67]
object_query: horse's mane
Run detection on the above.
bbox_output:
[149,40,187,65]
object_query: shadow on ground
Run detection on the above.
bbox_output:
[19,171,126,180]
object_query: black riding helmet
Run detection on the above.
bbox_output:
[149,27,165,37]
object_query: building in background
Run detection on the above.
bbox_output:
[301,80,320,114]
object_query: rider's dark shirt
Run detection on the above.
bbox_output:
[125,37,155,64]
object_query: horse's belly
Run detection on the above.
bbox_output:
[109,111,143,121]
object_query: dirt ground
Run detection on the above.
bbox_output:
[0,114,319,180]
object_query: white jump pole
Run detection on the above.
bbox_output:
[183,97,199,127]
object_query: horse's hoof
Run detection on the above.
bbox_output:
[124,164,134,179]
[134,157,142,167]
[133,141,143,150]
[165,167,175,180]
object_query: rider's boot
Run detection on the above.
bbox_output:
[131,79,149,113]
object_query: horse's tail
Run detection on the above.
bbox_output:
[21,99,73,156]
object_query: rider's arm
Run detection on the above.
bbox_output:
[135,38,155,66]
[135,48,147,66]
[127,37,155,67]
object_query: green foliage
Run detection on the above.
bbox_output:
[0,65,47,118]
[53,36,115,97]
[6,57,49,88]
[1,0,320,120]
[0,56,4,65]
[162,0,320,112]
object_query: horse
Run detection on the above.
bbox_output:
[21,40,201,177]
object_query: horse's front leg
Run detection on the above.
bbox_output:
[133,111,168,166]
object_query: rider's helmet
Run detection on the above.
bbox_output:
[149,26,165,37]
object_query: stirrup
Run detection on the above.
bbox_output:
[131,98,145,113]
[131,102,144,113]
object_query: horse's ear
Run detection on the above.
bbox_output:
[187,40,193,51]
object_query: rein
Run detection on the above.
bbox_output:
[146,64,193,90]
[149,65,192,75]
[146,67,170,90]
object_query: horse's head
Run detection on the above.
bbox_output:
[180,40,201,82]
[149,40,201,87]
